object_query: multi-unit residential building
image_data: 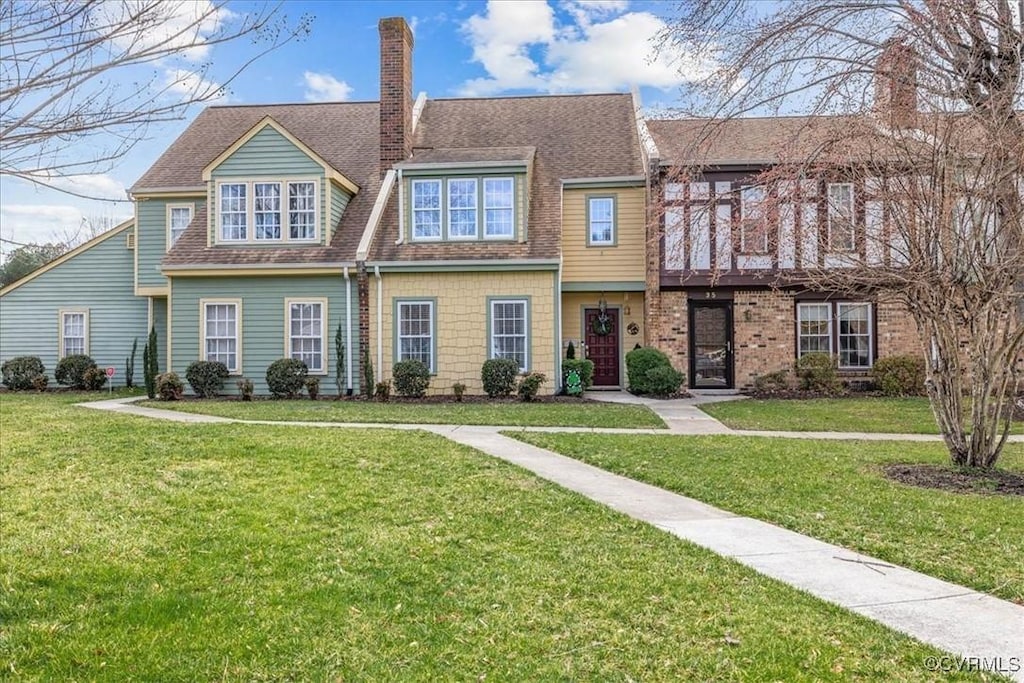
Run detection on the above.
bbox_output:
[0,16,924,394]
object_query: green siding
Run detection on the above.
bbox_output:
[210,126,323,178]
[169,275,359,396]
[0,228,148,386]
[328,183,352,243]
[136,197,205,289]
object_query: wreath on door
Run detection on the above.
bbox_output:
[591,301,613,336]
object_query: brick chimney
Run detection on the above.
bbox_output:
[874,38,918,128]
[379,17,414,175]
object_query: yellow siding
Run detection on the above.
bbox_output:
[562,186,646,282]
[561,292,645,380]
[370,271,556,395]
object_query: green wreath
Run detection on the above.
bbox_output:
[591,313,613,336]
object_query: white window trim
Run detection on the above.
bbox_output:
[215,178,320,245]
[587,195,616,246]
[446,177,479,240]
[396,300,435,372]
[410,179,443,242]
[166,203,194,250]
[58,309,89,358]
[284,298,328,375]
[489,298,529,373]
[200,299,242,374]
[740,185,769,254]
[797,302,833,357]
[827,182,856,253]
[483,176,516,240]
[837,302,874,370]
[253,182,283,241]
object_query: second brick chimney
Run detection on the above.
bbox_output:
[874,38,918,128]
[379,17,414,175]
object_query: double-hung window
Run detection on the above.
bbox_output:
[827,183,855,252]
[204,302,239,373]
[448,179,478,239]
[411,180,442,240]
[168,205,192,247]
[396,301,434,372]
[60,311,87,357]
[490,299,528,372]
[483,177,514,238]
[588,196,615,245]
[796,302,873,369]
[288,181,316,240]
[288,301,324,373]
[254,182,282,240]
[220,183,248,241]
[740,186,768,253]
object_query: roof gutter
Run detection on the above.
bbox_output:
[369,258,560,272]
[162,262,354,272]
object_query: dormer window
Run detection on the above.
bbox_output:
[483,177,514,238]
[409,175,517,241]
[411,179,442,240]
[217,179,319,244]
[448,179,478,239]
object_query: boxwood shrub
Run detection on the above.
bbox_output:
[794,352,840,393]
[626,347,676,394]
[562,358,595,391]
[644,365,684,396]
[517,372,546,402]
[54,354,97,389]
[266,358,308,398]
[392,359,430,398]
[155,372,184,400]
[481,358,519,398]
[872,355,926,396]
[1,356,45,391]
[185,360,229,398]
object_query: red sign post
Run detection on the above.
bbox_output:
[105,367,115,393]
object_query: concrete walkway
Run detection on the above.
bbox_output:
[80,396,1024,678]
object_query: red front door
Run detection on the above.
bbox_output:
[584,308,620,386]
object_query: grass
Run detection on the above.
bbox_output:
[138,397,667,428]
[509,431,1024,603]
[701,397,1024,434]
[0,392,994,681]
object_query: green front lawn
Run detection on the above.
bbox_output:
[138,397,666,429]
[0,392,989,681]
[509,432,1024,603]
[701,397,1024,434]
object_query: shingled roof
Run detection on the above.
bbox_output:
[368,93,644,263]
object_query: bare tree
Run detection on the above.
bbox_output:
[1,0,310,196]
[659,0,1023,467]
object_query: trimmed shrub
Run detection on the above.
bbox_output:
[32,374,50,392]
[393,359,430,398]
[753,369,790,393]
[795,352,840,393]
[55,354,97,389]
[872,355,926,396]
[562,359,595,391]
[517,373,546,402]
[266,358,308,398]
[143,326,158,399]
[2,356,45,391]
[306,377,320,400]
[125,338,137,389]
[236,378,254,401]
[566,341,576,359]
[185,360,229,398]
[155,372,184,401]
[82,366,108,390]
[452,382,466,402]
[363,349,375,398]
[626,347,675,394]
[644,365,684,396]
[375,381,391,402]
[481,358,519,398]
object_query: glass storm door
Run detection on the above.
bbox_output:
[690,303,733,389]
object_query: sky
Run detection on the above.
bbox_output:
[0,0,705,253]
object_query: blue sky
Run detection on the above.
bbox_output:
[1,0,699,250]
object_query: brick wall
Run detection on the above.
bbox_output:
[733,290,797,388]
[379,17,413,175]
[876,296,925,358]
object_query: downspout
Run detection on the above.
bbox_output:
[343,267,353,393]
[375,265,383,381]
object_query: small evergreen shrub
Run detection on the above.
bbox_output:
[566,341,576,359]
[363,349,375,398]
[392,359,430,398]
[374,381,391,402]
[871,355,926,396]
[753,369,790,393]
[644,365,684,396]
[562,359,595,391]
[795,352,840,393]
[517,373,546,402]
[125,338,137,389]
[452,382,466,402]
[32,374,49,392]
[626,347,675,394]
[236,378,254,401]
[82,366,108,390]
[143,326,158,399]
[1,356,45,391]
[55,354,97,389]
[185,360,229,398]
[306,377,320,400]
[155,372,184,400]
[266,358,308,398]
[481,358,519,398]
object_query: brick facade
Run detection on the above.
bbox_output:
[378,17,413,175]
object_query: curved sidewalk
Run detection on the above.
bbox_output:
[79,397,1024,679]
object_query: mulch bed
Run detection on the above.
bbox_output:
[175,393,609,405]
[883,464,1024,497]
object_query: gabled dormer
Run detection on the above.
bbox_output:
[202,116,360,249]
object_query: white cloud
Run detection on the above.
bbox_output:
[0,205,84,246]
[459,0,709,96]
[103,0,232,62]
[164,68,226,101]
[44,174,127,201]
[302,71,353,102]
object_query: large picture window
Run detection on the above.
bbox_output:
[490,299,528,372]
[396,300,434,372]
[483,177,514,238]
[288,300,324,373]
[60,311,87,357]
[796,301,873,369]
[204,302,239,373]
[411,180,442,240]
